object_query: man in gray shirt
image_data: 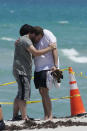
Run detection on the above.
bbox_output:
[13,24,56,120]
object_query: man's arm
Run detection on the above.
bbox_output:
[50,42,58,71]
[53,47,58,67]
[27,44,56,56]
[44,29,58,68]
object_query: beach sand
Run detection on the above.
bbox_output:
[4,114,87,130]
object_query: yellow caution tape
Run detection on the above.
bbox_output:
[0,68,68,87]
[69,71,75,75]
[0,76,34,87]
[0,94,80,105]
[70,94,80,98]
[74,72,87,79]
[61,67,87,78]
[60,68,69,72]
[0,102,13,105]
[0,81,16,87]
[0,67,87,87]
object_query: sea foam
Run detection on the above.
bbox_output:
[61,48,87,63]
[10,10,15,13]
[58,21,69,24]
[0,37,15,41]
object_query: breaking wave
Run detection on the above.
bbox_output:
[0,37,15,41]
[58,21,69,24]
[61,48,87,63]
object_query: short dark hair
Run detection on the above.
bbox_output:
[34,26,44,36]
[20,24,35,36]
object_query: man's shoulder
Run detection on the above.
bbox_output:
[20,35,32,45]
[43,29,52,35]
[43,29,55,37]
[20,35,30,42]
[43,29,56,42]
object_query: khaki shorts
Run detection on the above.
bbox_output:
[14,74,31,101]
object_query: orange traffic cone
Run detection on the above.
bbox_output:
[68,67,86,116]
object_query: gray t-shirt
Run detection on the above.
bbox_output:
[13,35,33,80]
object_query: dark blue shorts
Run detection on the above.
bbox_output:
[34,70,47,89]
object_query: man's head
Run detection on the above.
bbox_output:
[20,24,35,36]
[34,26,44,43]
[19,24,44,44]
[19,24,36,43]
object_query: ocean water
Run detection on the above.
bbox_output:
[0,0,87,120]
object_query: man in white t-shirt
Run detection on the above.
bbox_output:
[34,26,59,120]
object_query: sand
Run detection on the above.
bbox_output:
[3,114,87,130]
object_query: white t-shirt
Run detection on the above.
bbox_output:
[34,29,58,72]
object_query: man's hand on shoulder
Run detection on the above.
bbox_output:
[49,43,56,50]
[15,38,20,46]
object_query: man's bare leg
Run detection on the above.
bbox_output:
[13,98,19,119]
[41,96,48,120]
[43,88,52,120]
[39,88,52,120]
[19,100,28,120]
